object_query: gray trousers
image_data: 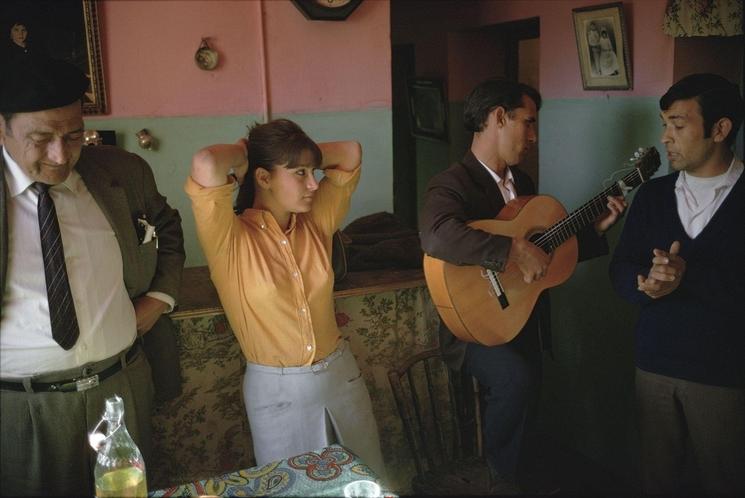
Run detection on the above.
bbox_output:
[242,340,385,478]
[636,368,745,495]
[0,347,154,496]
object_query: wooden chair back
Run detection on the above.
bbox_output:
[388,347,488,494]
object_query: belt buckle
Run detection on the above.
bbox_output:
[311,360,328,373]
[75,374,100,392]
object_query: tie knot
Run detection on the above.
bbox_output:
[501,176,516,201]
[33,182,51,194]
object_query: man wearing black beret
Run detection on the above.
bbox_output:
[0,55,185,495]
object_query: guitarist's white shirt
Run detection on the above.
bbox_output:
[675,157,743,238]
[476,158,518,202]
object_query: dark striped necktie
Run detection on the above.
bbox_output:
[33,182,79,350]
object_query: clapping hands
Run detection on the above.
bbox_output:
[637,241,686,299]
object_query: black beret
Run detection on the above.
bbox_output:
[0,54,89,113]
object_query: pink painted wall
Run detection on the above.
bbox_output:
[473,0,673,99]
[99,0,390,117]
[262,0,392,114]
[393,0,674,100]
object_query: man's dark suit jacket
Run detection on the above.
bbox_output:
[419,150,608,368]
[1,145,186,400]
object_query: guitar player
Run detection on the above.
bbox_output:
[419,78,626,494]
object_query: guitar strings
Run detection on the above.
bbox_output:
[534,167,639,251]
[602,167,636,191]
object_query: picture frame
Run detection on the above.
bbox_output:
[1,0,108,114]
[407,78,448,142]
[291,0,363,21]
[572,2,632,90]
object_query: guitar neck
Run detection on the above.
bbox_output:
[536,167,645,253]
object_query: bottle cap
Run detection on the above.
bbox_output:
[104,395,124,420]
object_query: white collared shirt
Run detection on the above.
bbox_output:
[1,148,137,377]
[477,158,517,203]
[675,157,743,239]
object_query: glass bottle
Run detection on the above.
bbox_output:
[89,395,147,498]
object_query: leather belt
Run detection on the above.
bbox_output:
[0,342,140,393]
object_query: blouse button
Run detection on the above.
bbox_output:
[281,240,288,245]
[293,272,299,278]
[306,344,313,351]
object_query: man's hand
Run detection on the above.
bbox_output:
[637,241,686,299]
[133,295,168,335]
[508,237,550,283]
[594,195,627,234]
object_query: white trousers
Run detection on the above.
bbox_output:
[242,340,386,478]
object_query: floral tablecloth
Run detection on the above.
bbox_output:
[149,445,381,497]
[149,284,439,495]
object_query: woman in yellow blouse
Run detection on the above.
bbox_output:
[186,119,384,476]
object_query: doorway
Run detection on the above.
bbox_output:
[392,44,418,229]
[391,4,540,225]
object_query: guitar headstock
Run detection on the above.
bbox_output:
[629,147,661,182]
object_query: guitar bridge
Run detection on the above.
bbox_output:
[482,269,509,310]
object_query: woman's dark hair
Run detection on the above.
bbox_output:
[463,79,542,133]
[660,73,744,147]
[235,119,322,213]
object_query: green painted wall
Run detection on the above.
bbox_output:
[537,97,665,483]
[414,95,666,484]
[86,109,393,267]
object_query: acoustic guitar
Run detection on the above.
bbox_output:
[423,147,661,346]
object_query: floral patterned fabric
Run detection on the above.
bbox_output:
[149,445,380,497]
[663,0,743,37]
[148,285,439,495]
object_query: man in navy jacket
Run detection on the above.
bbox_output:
[610,73,744,495]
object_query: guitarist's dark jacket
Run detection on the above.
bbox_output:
[419,150,609,369]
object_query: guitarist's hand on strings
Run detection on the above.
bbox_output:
[594,195,627,235]
[637,241,686,299]
[509,237,550,284]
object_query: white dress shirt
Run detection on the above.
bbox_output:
[675,157,743,239]
[1,148,137,377]
[477,158,517,203]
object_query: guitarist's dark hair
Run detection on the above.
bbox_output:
[660,73,743,147]
[463,79,542,133]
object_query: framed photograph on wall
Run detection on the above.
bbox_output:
[572,2,632,90]
[1,0,107,114]
[407,78,448,142]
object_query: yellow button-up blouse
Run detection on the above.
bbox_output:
[185,167,360,367]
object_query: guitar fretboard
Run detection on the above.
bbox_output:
[535,167,646,253]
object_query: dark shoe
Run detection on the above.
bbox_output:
[489,475,522,495]
[532,485,561,495]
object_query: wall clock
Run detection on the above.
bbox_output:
[291,0,363,21]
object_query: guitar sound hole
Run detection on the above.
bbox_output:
[528,232,551,254]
